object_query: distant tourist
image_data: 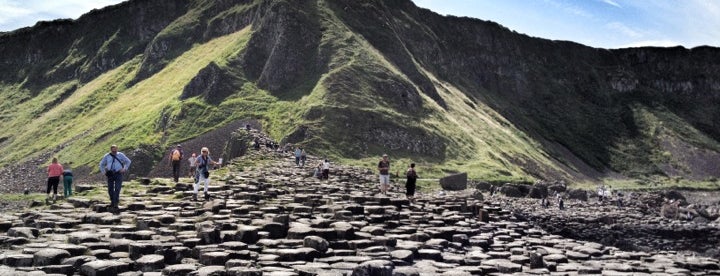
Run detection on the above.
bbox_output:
[169,145,183,183]
[405,163,418,201]
[294,147,302,166]
[62,167,73,198]
[558,196,564,210]
[46,157,64,203]
[300,149,307,167]
[322,159,330,179]
[314,163,322,179]
[194,147,220,201]
[99,145,132,209]
[378,154,390,195]
[254,137,261,150]
[188,152,197,179]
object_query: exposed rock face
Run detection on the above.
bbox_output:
[439,173,467,191]
[0,148,718,275]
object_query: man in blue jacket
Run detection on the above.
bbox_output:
[99,144,132,209]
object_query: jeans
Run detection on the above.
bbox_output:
[295,156,300,166]
[106,172,124,206]
[63,176,73,197]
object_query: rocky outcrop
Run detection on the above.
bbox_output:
[1,148,718,275]
[439,173,467,191]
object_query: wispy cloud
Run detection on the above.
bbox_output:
[601,0,622,8]
[0,0,124,31]
[618,40,682,48]
[543,0,594,18]
[606,22,642,38]
[0,1,32,25]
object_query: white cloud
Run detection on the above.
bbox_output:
[606,22,642,38]
[601,0,622,8]
[0,0,125,31]
[617,40,682,48]
[0,1,33,25]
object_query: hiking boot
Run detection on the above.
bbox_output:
[52,194,57,202]
[204,192,210,201]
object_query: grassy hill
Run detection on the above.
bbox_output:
[1,0,719,191]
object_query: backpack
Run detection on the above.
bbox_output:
[406,169,417,179]
[171,150,181,161]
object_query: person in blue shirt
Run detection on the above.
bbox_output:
[294,147,302,166]
[99,144,132,209]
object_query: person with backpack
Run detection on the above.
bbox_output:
[46,157,64,204]
[194,147,220,201]
[99,144,132,209]
[405,163,418,201]
[169,145,183,183]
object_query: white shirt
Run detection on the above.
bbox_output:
[322,161,330,170]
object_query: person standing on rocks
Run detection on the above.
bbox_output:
[322,159,330,179]
[46,157,64,203]
[294,147,302,166]
[378,154,391,195]
[194,147,220,201]
[188,152,197,179]
[301,148,307,167]
[62,167,73,198]
[169,144,183,183]
[405,163,418,201]
[99,144,131,209]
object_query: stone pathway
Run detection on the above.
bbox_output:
[1,149,719,275]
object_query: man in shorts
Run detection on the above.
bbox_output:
[378,154,390,195]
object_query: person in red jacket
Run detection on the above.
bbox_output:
[46,157,64,203]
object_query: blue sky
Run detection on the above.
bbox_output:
[1,0,718,49]
[413,0,720,49]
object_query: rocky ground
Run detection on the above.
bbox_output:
[1,144,719,275]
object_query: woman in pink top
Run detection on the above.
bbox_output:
[47,157,63,203]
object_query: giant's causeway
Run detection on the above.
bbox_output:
[1,136,719,275]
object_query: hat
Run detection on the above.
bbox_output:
[177,144,182,148]
[382,154,388,157]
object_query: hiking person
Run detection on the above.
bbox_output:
[300,149,307,167]
[62,167,73,198]
[46,157,63,203]
[99,144,131,209]
[294,147,302,166]
[169,145,183,183]
[405,163,418,201]
[194,147,220,201]
[378,154,390,195]
[188,152,197,179]
[322,159,330,179]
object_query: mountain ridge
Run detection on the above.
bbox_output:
[1,0,719,190]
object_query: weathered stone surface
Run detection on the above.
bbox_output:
[135,254,165,272]
[439,173,467,191]
[352,260,394,276]
[80,260,130,276]
[162,263,198,276]
[303,236,329,253]
[33,248,71,266]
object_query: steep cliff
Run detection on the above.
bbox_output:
[0,0,719,190]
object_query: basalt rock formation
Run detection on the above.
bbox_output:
[0,141,718,275]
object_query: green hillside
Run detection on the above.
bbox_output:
[1,0,719,190]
